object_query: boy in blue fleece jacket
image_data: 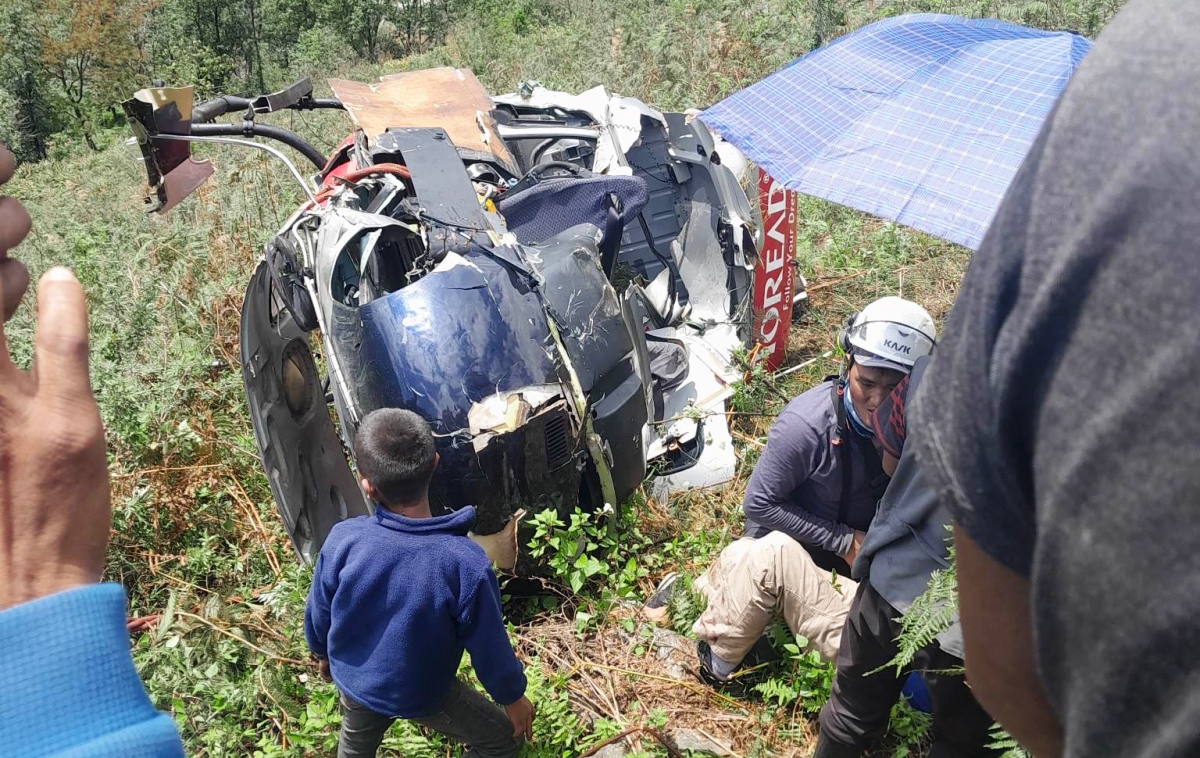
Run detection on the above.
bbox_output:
[305,408,535,758]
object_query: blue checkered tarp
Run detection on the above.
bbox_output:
[700,14,1092,250]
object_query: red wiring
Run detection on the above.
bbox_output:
[336,164,412,183]
[311,163,414,206]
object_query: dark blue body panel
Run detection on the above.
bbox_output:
[342,248,586,533]
[356,251,560,429]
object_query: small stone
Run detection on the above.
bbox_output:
[592,744,630,758]
[652,627,689,657]
[664,728,735,757]
[649,627,697,682]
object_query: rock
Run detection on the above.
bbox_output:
[664,728,735,757]
[592,744,630,758]
[650,627,697,682]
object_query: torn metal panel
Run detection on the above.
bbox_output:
[530,231,635,390]
[467,385,564,453]
[444,392,582,536]
[122,86,214,213]
[370,128,489,230]
[648,408,737,502]
[311,204,425,335]
[493,83,665,175]
[239,262,370,564]
[641,324,741,494]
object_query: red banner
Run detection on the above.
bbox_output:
[752,169,798,371]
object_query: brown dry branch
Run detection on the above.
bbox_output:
[805,269,870,293]
[226,474,284,578]
[111,463,225,479]
[577,727,683,758]
[174,611,307,666]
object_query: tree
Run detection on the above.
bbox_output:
[0,3,54,161]
[37,0,154,151]
[316,0,395,62]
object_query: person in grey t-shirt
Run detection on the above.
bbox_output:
[912,1,1200,755]
[814,356,996,758]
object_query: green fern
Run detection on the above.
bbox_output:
[884,538,958,673]
[988,723,1032,758]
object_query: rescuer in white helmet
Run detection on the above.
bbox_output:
[842,296,936,379]
[650,295,936,685]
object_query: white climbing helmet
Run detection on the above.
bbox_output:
[845,296,936,373]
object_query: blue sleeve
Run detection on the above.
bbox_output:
[304,553,335,660]
[742,411,854,555]
[0,584,184,758]
[457,562,527,706]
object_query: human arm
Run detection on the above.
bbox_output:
[842,529,866,564]
[304,553,335,661]
[0,142,184,757]
[458,561,529,710]
[955,527,1062,757]
[3,586,186,757]
[742,409,855,555]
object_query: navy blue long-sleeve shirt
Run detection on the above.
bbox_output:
[304,505,526,718]
[742,380,887,556]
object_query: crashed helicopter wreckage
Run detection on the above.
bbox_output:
[123,69,802,565]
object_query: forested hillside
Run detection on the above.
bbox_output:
[2,1,1126,755]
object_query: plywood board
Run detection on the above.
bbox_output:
[328,68,516,171]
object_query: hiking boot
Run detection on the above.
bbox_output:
[697,640,759,697]
[745,634,781,668]
[696,636,783,693]
[641,571,679,624]
[696,640,739,684]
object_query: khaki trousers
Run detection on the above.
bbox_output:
[691,532,857,664]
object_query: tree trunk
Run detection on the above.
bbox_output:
[72,104,98,151]
[246,0,266,92]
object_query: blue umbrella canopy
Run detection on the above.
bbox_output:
[701,14,1092,250]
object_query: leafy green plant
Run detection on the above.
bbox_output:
[752,620,835,714]
[989,723,1033,758]
[667,574,707,637]
[886,536,1032,755]
[729,346,773,413]
[527,503,653,599]
[885,542,959,674]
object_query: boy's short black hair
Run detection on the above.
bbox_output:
[353,408,437,506]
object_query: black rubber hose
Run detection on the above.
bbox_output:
[191,95,254,124]
[303,98,345,111]
[190,122,327,169]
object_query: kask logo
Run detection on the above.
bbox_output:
[884,339,912,354]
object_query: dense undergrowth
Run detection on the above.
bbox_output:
[6,0,1126,755]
